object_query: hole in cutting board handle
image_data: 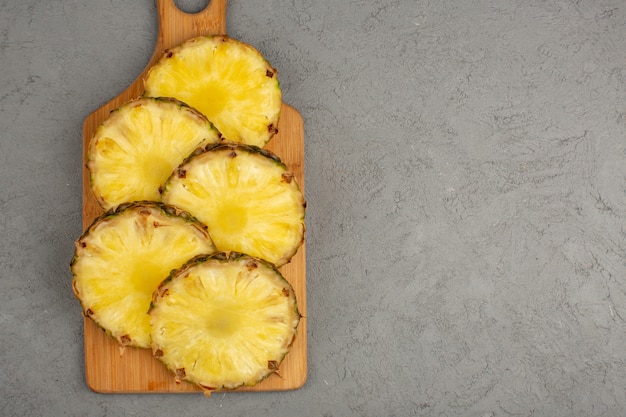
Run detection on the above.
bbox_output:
[173,0,211,14]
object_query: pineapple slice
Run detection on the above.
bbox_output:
[71,202,216,349]
[150,251,300,394]
[161,142,305,267]
[88,97,221,210]
[144,35,281,147]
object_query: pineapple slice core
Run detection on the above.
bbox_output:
[218,204,248,235]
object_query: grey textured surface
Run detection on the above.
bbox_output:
[1,0,625,415]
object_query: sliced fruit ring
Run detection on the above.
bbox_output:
[144,35,282,147]
[88,96,221,210]
[161,142,305,267]
[150,251,300,395]
[71,201,216,349]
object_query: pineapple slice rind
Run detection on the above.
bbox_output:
[150,252,300,391]
[144,35,281,147]
[162,143,305,267]
[71,202,216,348]
[88,97,221,210]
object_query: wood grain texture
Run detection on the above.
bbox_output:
[81,0,306,394]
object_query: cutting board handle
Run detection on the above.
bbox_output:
[155,0,227,52]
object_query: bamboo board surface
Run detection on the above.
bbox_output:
[80,0,306,394]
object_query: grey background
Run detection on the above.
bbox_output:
[1,0,625,415]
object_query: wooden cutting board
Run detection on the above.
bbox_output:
[81,0,306,394]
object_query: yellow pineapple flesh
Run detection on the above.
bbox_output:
[88,97,221,210]
[144,36,281,147]
[71,202,216,348]
[161,142,305,267]
[150,252,300,394]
